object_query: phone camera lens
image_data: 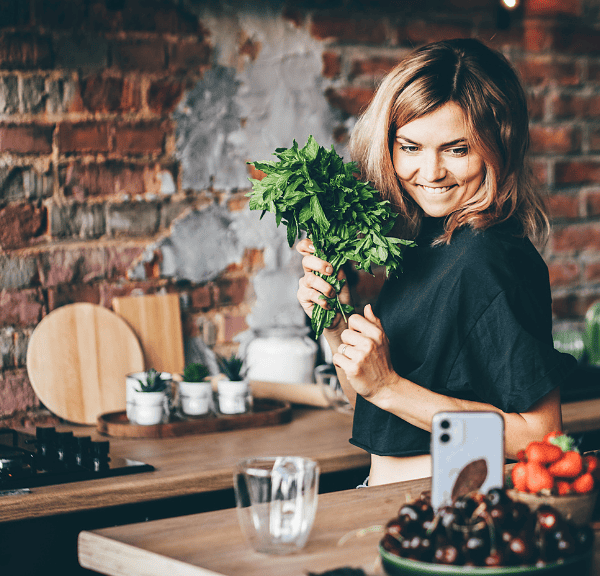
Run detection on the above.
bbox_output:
[440,433,450,443]
[440,419,450,429]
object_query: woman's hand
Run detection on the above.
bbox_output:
[333,304,396,400]
[296,238,352,333]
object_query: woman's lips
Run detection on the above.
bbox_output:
[419,185,456,194]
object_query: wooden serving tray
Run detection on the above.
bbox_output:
[97,398,292,438]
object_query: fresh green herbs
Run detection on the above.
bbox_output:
[182,362,210,383]
[216,353,246,382]
[247,135,415,339]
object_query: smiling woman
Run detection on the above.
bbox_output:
[295,38,576,487]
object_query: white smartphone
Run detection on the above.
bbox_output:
[430,411,505,511]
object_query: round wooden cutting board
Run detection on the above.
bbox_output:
[26,303,145,425]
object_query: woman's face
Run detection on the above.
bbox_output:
[392,102,486,218]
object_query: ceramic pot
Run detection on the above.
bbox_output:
[178,381,213,417]
[128,389,168,425]
[217,379,251,415]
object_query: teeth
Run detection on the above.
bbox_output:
[421,186,452,194]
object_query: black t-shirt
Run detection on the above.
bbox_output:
[350,217,576,457]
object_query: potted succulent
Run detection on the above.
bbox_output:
[216,353,251,415]
[126,368,172,425]
[178,362,213,417]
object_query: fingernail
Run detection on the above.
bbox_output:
[326,266,333,274]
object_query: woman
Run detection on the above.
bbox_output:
[296,38,575,486]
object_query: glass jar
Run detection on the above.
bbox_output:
[246,327,318,384]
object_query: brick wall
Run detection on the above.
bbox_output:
[1,0,600,423]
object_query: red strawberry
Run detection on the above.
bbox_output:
[526,461,554,493]
[511,461,528,492]
[572,472,595,494]
[556,480,571,496]
[584,454,599,475]
[543,431,562,443]
[547,451,583,479]
[525,441,563,464]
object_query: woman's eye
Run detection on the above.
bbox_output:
[448,146,469,156]
[400,145,419,153]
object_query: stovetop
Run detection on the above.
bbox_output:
[0,426,154,492]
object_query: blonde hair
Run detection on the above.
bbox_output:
[350,38,549,244]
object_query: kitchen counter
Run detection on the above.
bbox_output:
[0,406,366,524]
[78,475,600,576]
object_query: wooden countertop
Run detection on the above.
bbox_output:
[78,476,600,576]
[0,407,367,524]
[2,397,599,526]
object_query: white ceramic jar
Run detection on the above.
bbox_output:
[178,381,213,417]
[217,379,251,414]
[246,327,318,384]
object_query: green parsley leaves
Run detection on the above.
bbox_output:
[247,135,415,339]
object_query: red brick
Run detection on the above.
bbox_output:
[551,223,600,252]
[552,293,599,319]
[242,248,264,273]
[589,62,600,82]
[79,74,142,113]
[105,245,145,278]
[350,56,400,82]
[0,369,39,416]
[282,7,304,27]
[99,281,163,308]
[0,32,52,70]
[515,59,580,87]
[0,203,46,250]
[311,15,388,44]
[0,289,44,327]
[37,246,106,287]
[58,122,110,153]
[147,79,184,114]
[584,261,600,282]
[527,93,545,120]
[325,87,375,117]
[47,284,101,311]
[219,314,248,343]
[214,277,249,306]
[589,127,600,152]
[322,51,341,79]
[555,160,600,185]
[584,190,600,217]
[546,192,579,219]
[398,21,473,47]
[525,0,581,17]
[547,261,580,286]
[529,125,580,153]
[60,161,161,199]
[190,285,212,309]
[114,122,167,155]
[0,124,53,154]
[113,40,166,72]
[523,19,556,52]
[169,41,211,72]
[530,159,549,185]
[551,93,600,119]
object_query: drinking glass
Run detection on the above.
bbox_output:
[233,456,320,554]
[314,364,353,414]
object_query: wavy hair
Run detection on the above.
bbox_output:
[349,38,549,244]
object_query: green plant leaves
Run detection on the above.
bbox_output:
[247,135,416,339]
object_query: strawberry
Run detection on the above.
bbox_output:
[545,432,577,453]
[511,461,528,492]
[584,454,599,475]
[525,441,563,464]
[526,461,554,493]
[572,472,595,494]
[556,480,572,496]
[543,431,562,443]
[547,451,583,479]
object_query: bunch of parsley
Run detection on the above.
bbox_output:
[247,135,415,339]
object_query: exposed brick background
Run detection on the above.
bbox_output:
[1,0,600,423]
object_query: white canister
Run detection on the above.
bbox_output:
[246,327,318,384]
[178,381,213,416]
[217,379,251,414]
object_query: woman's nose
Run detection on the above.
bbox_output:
[420,152,446,182]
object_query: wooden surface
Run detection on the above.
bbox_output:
[26,303,145,425]
[112,293,185,375]
[250,379,330,407]
[0,407,366,524]
[97,399,292,438]
[77,476,600,576]
[562,397,600,433]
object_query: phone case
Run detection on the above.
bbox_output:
[430,411,505,510]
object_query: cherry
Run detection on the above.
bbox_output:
[463,535,489,565]
[486,487,509,508]
[507,535,534,565]
[484,549,505,567]
[536,505,561,532]
[434,544,462,565]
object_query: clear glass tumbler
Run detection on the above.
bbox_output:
[233,456,320,554]
[314,364,353,414]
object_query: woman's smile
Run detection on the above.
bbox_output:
[392,102,486,217]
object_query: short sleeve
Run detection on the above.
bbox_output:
[445,290,576,413]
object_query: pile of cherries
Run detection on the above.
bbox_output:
[380,488,594,568]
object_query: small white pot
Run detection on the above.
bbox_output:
[126,371,172,421]
[217,379,251,415]
[128,389,168,425]
[178,381,213,416]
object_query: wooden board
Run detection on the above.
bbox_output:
[97,398,292,438]
[112,293,185,375]
[26,303,145,425]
